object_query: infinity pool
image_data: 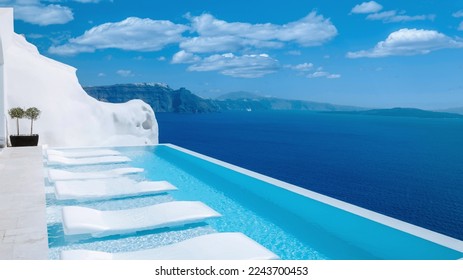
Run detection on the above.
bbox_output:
[45,144,463,260]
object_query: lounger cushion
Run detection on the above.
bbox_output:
[62,201,221,237]
[55,178,177,200]
[47,149,121,158]
[60,233,279,260]
[47,155,131,166]
[48,168,143,182]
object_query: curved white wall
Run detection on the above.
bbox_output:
[0,8,159,147]
[0,8,12,148]
[0,36,4,148]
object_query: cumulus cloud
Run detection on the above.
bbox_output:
[116,69,133,77]
[49,17,189,55]
[286,62,314,72]
[366,10,435,23]
[43,10,338,78]
[326,73,341,79]
[187,53,279,78]
[453,11,463,31]
[453,10,463,18]
[180,35,268,53]
[171,50,201,64]
[286,63,339,78]
[181,12,337,53]
[27,33,45,39]
[351,2,434,23]
[347,28,463,58]
[307,68,340,79]
[286,50,302,56]
[351,1,383,14]
[8,0,74,26]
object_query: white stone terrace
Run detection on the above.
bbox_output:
[0,146,48,259]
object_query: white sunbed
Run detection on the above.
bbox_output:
[48,167,143,182]
[47,149,121,158]
[47,155,131,166]
[60,232,279,260]
[62,201,222,237]
[54,178,177,200]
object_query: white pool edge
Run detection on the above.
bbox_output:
[162,143,463,253]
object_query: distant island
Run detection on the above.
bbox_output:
[84,83,463,118]
[329,108,463,119]
[84,83,362,113]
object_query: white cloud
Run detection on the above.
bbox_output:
[157,56,166,61]
[97,72,106,77]
[286,63,340,79]
[11,1,74,26]
[48,44,94,55]
[180,35,268,53]
[327,74,341,79]
[350,2,435,23]
[171,50,201,64]
[287,62,314,72]
[47,11,336,57]
[307,70,340,79]
[351,1,383,14]
[181,12,337,53]
[49,17,189,55]
[27,33,44,39]
[116,69,133,77]
[286,50,302,56]
[366,10,435,23]
[453,10,463,18]
[365,10,395,20]
[347,28,463,58]
[187,53,279,78]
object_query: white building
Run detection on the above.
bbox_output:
[0,8,12,148]
[0,8,158,147]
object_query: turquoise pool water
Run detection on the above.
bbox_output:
[45,144,463,260]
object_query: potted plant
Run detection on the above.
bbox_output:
[8,106,41,147]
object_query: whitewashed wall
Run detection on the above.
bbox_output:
[0,8,13,148]
[0,8,158,147]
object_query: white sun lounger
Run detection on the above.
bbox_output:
[55,178,177,200]
[62,201,221,237]
[47,155,131,166]
[60,232,279,260]
[48,168,143,182]
[47,149,121,158]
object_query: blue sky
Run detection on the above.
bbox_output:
[2,0,463,109]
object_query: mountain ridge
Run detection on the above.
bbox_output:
[327,107,463,119]
[84,83,364,113]
[83,83,463,118]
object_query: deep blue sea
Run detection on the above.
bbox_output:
[156,111,463,240]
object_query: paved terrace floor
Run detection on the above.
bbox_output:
[0,146,48,259]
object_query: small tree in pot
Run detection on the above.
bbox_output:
[25,107,41,135]
[8,107,41,147]
[8,107,25,136]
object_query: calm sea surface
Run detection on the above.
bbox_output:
[157,111,463,240]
